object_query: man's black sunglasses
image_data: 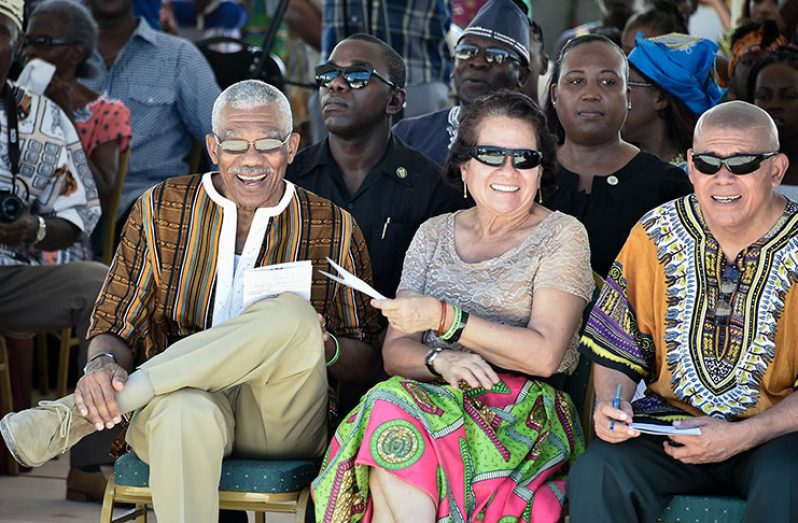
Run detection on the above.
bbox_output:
[470,146,543,170]
[23,35,80,47]
[454,43,520,65]
[691,152,779,175]
[314,64,397,90]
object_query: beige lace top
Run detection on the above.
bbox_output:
[398,210,594,375]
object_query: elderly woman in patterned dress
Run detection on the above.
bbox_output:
[312,90,595,523]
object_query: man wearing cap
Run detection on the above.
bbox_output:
[0,0,107,428]
[287,34,461,305]
[392,0,531,166]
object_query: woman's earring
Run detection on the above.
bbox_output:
[537,185,543,204]
[463,180,468,199]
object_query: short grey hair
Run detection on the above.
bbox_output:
[694,100,780,150]
[211,80,292,137]
[31,0,98,79]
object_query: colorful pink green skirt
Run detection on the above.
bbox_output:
[312,373,584,522]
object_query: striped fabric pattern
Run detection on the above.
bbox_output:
[321,0,452,85]
[89,175,380,359]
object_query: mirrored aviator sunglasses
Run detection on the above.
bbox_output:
[454,43,517,65]
[314,64,396,89]
[691,152,779,175]
[471,146,543,170]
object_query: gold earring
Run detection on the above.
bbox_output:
[463,180,468,199]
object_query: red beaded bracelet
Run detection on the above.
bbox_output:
[436,299,447,336]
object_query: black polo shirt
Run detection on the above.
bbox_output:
[287,134,463,298]
[548,151,693,276]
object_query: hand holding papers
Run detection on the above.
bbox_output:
[629,422,701,436]
[319,257,387,301]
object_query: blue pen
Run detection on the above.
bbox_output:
[609,384,622,432]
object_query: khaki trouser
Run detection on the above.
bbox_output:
[125,293,329,523]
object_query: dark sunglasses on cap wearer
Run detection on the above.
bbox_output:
[214,134,290,154]
[470,146,543,170]
[454,43,521,65]
[691,152,779,175]
[314,63,397,90]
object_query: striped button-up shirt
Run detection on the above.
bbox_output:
[81,19,221,216]
[88,174,380,359]
[321,0,452,85]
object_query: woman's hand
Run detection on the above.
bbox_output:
[371,292,440,335]
[434,350,499,390]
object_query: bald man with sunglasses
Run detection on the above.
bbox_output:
[567,101,798,523]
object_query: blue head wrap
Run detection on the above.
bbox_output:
[628,33,725,116]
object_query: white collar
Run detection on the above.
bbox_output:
[202,172,296,325]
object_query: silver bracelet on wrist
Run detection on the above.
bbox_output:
[82,351,117,374]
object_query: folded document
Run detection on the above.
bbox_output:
[629,422,701,436]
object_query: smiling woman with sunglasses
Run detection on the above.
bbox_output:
[313,90,594,523]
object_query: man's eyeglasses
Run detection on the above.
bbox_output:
[470,146,543,170]
[691,152,778,175]
[454,43,520,65]
[214,134,289,154]
[23,35,80,47]
[314,64,397,90]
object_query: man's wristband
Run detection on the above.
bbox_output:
[326,334,340,367]
[83,352,117,374]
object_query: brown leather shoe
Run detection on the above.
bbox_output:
[66,467,109,502]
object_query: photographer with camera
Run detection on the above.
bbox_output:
[0,0,107,374]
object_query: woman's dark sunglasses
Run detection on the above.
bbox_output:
[454,43,520,65]
[470,146,543,170]
[314,64,397,90]
[691,152,778,175]
[23,35,80,47]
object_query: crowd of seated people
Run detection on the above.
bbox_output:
[0,0,797,522]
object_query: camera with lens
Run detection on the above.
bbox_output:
[0,190,24,222]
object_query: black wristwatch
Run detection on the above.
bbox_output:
[424,347,445,377]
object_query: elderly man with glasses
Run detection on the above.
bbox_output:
[567,100,798,523]
[1,79,382,523]
[392,0,531,166]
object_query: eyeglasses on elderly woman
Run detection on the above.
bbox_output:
[691,152,779,175]
[23,35,80,47]
[314,63,397,90]
[470,146,543,170]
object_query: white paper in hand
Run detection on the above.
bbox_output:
[17,58,56,96]
[319,256,387,300]
[629,422,701,436]
[242,260,312,309]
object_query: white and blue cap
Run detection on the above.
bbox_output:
[458,0,530,66]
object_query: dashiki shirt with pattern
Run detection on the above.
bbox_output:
[0,82,99,266]
[581,195,798,423]
[87,174,380,360]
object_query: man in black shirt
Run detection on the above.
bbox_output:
[287,34,462,300]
